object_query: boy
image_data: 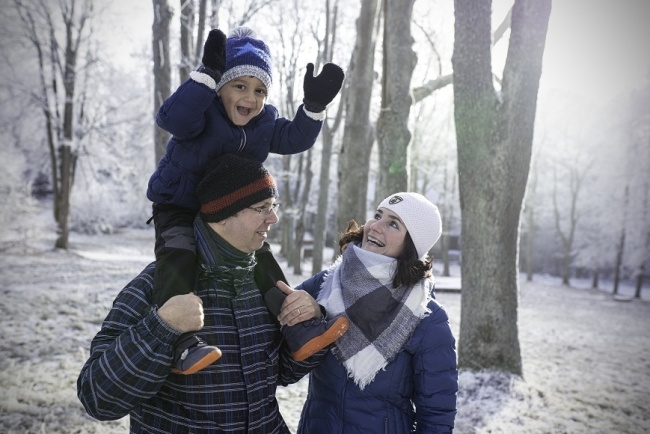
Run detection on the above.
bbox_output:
[147,27,347,374]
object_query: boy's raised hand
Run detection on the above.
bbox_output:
[303,63,345,113]
[199,29,227,82]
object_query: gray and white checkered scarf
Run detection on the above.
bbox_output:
[317,243,433,390]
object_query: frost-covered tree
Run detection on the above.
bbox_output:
[375,0,416,199]
[152,0,173,164]
[453,0,551,374]
[551,151,592,286]
[12,0,97,249]
[336,0,380,233]
[612,79,650,295]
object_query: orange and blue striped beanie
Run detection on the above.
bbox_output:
[197,153,277,222]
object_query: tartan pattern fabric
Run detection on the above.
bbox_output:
[317,244,432,390]
[77,218,323,433]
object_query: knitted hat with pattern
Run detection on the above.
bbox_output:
[377,192,442,258]
[197,153,278,222]
[215,27,272,93]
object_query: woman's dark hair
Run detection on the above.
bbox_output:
[339,220,432,288]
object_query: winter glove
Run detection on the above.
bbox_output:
[302,62,345,113]
[198,29,227,83]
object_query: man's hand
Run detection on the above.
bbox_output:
[276,281,322,327]
[157,293,205,333]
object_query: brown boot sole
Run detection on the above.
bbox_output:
[291,316,350,362]
[171,348,223,375]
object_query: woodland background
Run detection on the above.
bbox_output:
[0,219,648,432]
[0,0,648,404]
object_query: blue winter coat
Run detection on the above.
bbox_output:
[147,77,323,211]
[297,271,458,434]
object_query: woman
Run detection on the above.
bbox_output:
[293,192,458,433]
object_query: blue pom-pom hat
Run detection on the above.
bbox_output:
[215,27,273,93]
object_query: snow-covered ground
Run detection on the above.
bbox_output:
[1,225,649,433]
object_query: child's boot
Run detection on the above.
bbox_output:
[254,243,350,361]
[171,333,222,375]
[154,245,222,375]
[281,311,349,361]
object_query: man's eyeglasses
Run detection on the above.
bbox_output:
[247,203,281,216]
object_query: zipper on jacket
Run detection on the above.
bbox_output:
[384,417,388,434]
[237,127,246,152]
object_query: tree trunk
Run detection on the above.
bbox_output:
[179,0,196,82]
[524,207,534,282]
[311,0,344,274]
[634,266,644,298]
[375,0,416,201]
[15,0,91,249]
[441,234,450,277]
[280,153,303,270]
[195,0,208,62]
[54,5,83,249]
[312,119,335,274]
[613,184,630,295]
[336,0,380,234]
[152,0,173,165]
[524,158,538,282]
[209,0,221,28]
[613,227,625,295]
[293,149,315,275]
[453,0,551,375]
[591,268,599,289]
[54,145,77,249]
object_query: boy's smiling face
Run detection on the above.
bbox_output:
[217,76,267,126]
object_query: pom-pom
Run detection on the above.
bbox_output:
[230,26,256,39]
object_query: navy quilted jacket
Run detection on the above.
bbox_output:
[297,271,458,434]
[147,77,323,210]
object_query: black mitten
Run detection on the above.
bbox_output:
[198,29,227,83]
[302,62,345,113]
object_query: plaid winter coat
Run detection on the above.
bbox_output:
[77,221,323,433]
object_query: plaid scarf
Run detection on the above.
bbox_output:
[317,244,432,390]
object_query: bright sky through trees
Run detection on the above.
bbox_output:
[102,0,650,106]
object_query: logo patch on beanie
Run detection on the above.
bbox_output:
[388,195,403,205]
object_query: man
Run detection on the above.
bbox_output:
[77,153,332,433]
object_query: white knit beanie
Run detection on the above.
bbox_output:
[377,192,442,258]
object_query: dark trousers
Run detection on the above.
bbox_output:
[254,243,288,318]
[151,204,197,307]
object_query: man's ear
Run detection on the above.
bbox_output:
[207,220,227,230]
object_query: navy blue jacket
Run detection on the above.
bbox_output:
[147,77,323,211]
[297,271,458,433]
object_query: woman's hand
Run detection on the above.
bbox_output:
[276,281,322,327]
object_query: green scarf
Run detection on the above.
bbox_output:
[194,217,256,294]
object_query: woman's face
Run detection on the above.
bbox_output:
[361,208,407,258]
